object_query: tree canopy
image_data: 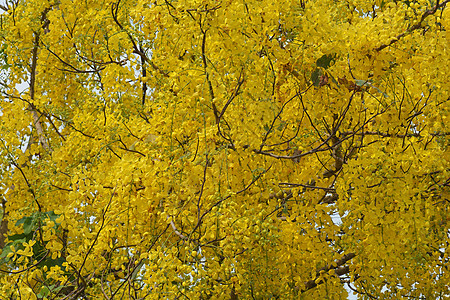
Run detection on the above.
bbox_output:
[0,0,449,299]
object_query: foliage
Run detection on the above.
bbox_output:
[0,0,449,299]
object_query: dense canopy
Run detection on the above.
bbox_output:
[0,0,449,299]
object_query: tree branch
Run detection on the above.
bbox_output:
[301,253,356,293]
[375,0,449,52]
[30,33,50,151]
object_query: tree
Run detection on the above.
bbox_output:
[0,0,448,298]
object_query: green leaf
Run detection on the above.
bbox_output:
[37,286,51,298]
[15,216,31,226]
[40,256,66,269]
[32,240,48,261]
[6,233,29,242]
[0,245,13,260]
[44,211,60,223]
[131,260,146,280]
[37,285,64,298]
[316,54,336,69]
[15,211,60,236]
[23,217,36,235]
[0,237,26,261]
[311,68,322,86]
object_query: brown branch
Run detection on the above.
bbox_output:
[7,154,41,212]
[320,193,339,204]
[46,112,97,139]
[0,250,50,274]
[2,91,94,142]
[278,182,335,192]
[0,196,8,249]
[215,69,245,148]
[111,1,168,78]
[117,137,146,157]
[254,143,331,159]
[256,90,353,159]
[259,83,304,151]
[185,4,222,13]
[64,263,88,299]
[375,0,449,52]
[256,102,388,161]
[190,165,272,237]
[342,130,449,138]
[75,46,128,66]
[30,33,50,151]
[50,183,73,192]
[301,253,356,293]
[78,188,115,275]
[44,113,66,141]
[109,224,171,298]
[200,25,214,101]
[45,45,106,73]
[197,155,209,225]
[170,219,188,240]
[140,46,147,105]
